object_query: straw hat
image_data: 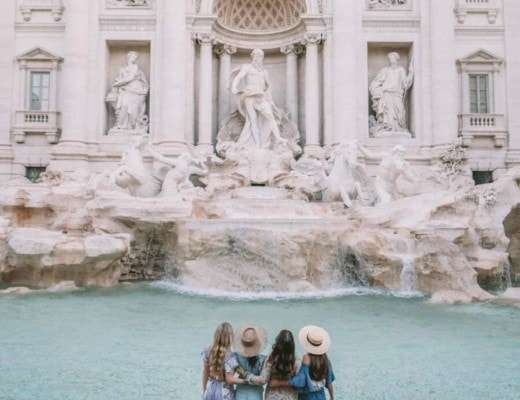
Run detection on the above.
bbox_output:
[298,325,331,355]
[234,324,268,357]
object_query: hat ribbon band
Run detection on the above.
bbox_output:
[307,333,323,347]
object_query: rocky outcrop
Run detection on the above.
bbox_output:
[504,203,520,286]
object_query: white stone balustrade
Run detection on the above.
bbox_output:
[454,0,499,24]
[458,113,506,147]
[20,0,64,22]
[13,110,61,144]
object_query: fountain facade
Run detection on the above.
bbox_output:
[1,0,520,305]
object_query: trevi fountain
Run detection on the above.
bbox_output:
[1,0,520,399]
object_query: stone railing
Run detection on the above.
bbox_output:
[454,0,499,24]
[458,113,506,147]
[20,0,64,22]
[13,110,61,144]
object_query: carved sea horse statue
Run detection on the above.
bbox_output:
[89,136,208,198]
[322,141,377,208]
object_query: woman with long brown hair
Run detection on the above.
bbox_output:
[288,325,335,400]
[202,322,247,400]
[251,329,301,400]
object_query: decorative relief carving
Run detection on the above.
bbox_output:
[20,0,64,22]
[106,0,152,8]
[98,16,156,31]
[280,44,304,55]
[362,17,420,32]
[366,0,409,10]
[213,43,237,56]
[213,0,306,31]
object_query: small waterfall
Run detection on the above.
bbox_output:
[501,259,512,290]
[399,254,417,292]
[336,247,370,287]
[399,240,417,292]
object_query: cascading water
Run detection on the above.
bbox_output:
[335,246,370,287]
[399,240,417,293]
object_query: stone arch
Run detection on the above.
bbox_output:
[212,0,308,31]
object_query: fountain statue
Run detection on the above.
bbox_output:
[106,51,150,134]
[369,52,414,137]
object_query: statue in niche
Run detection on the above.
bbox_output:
[369,52,413,137]
[217,49,300,156]
[91,136,207,198]
[106,51,149,133]
[323,141,377,208]
[357,143,416,204]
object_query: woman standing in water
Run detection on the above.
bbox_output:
[202,322,247,400]
[233,324,268,400]
[288,326,335,400]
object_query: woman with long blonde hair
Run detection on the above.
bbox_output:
[202,322,247,400]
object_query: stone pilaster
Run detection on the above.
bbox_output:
[0,0,15,180]
[49,0,90,171]
[280,44,303,125]
[214,44,237,127]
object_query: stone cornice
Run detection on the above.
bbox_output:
[362,17,420,32]
[15,22,65,34]
[99,15,156,31]
[454,26,504,37]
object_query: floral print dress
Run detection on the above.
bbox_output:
[202,345,239,400]
[260,359,301,400]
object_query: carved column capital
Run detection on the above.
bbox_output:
[193,32,214,45]
[301,33,325,46]
[280,44,304,56]
[214,43,237,57]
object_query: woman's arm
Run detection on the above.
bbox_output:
[225,371,246,385]
[268,378,291,388]
[328,383,334,400]
[202,362,209,394]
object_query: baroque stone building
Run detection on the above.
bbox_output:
[0,0,519,182]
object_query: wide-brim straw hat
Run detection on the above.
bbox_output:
[234,324,268,357]
[298,325,331,355]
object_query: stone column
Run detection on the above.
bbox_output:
[322,17,334,146]
[49,0,90,171]
[196,33,214,154]
[0,0,15,180]
[303,33,322,156]
[280,44,302,124]
[214,44,236,127]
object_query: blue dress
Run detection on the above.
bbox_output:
[288,362,335,400]
[202,345,239,400]
[235,353,268,400]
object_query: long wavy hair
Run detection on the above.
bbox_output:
[309,353,329,382]
[267,329,297,380]
[209,322,234,380]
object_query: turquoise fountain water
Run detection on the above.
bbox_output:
[1,282,519,400]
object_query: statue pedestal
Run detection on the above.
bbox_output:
[231,186,291,200]
[107,128,148,137]
[372,130,412,139]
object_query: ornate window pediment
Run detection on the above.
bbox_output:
[457,49,503,68]
[16,46,63,64]
[454,0,499,24]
